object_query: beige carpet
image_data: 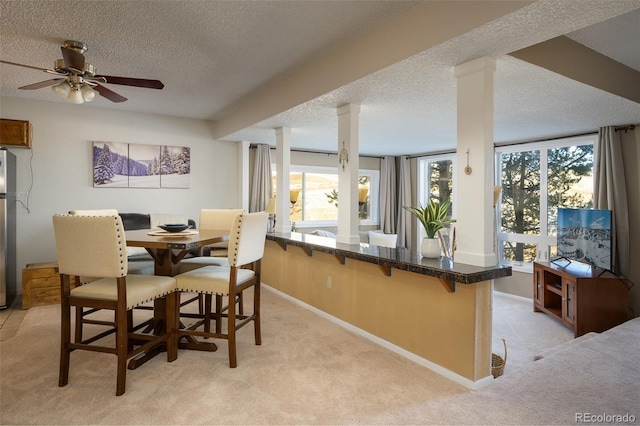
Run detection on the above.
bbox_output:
[2,288,634,425]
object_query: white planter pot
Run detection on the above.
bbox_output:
[420,237,441,258]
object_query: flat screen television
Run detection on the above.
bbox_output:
[555,208,612,271]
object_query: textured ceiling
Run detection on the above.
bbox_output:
[1,0,639,156]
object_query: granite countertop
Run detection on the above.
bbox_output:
[266,232,512,287]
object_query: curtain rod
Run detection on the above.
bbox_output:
[250,144,383,159]
[495,124,636,148]
[493,131,597,148]
[406,149,456,159]
[615,124,636,133]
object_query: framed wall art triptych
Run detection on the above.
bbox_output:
[93,141,190,188]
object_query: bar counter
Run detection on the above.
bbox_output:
[266,232,511,291]
[261,232,512,388]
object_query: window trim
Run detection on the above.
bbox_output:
[417,153,457,241]
[494,134,597,273]
[275,164,380,228]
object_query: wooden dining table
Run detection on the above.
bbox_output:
[125,228,229,277]
[124,228,229,369]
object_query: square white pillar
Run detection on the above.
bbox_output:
[275,127,291,233]
[454,57,497,266]
[336,104,361,245]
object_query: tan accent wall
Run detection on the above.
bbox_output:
[262,240,492,381]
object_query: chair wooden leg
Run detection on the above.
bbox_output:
[227,290,237,368]
[127,310,134,352]
[166,292,178,362]
[74,306,83,343]
[215,295,223,334]
[204,294,212,334]
[254,282,261,346]
[115,305,128,396]
[238,293,244,316]
[59,287,71,388]
[198,293,204,315]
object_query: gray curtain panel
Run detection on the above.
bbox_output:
[379,156,397,233]
[395,156,412,249]
[249,144,273,213]
[594,126,629,277]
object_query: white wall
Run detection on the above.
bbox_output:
[1,97,240,296]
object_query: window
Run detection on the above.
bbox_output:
[272,165,379,228]
[417,153,456,240]
[495,135,595,271]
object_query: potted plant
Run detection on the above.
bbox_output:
[404,199,456,258]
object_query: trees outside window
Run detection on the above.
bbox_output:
[496,135,595,270]
[417,154,456,241]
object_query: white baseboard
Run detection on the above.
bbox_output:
[264,284,494,390]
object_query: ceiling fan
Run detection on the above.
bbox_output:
[0,40,164,104]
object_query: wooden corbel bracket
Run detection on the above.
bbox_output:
[379,265,392,277]
[440,279,456,293]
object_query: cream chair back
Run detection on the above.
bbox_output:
[53,215,128,279]
[368,231,398,248]
[228,212,269,267]
[199,209,244,231]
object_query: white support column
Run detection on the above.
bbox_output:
[238,141,250,211]
[336,104,361,245]
[453,57,497,266]
[275,127,291,233]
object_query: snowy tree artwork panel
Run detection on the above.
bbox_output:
[93,141,129,187]
[129,144,161,188]
[160,145,191,188]
[92,142,190,189]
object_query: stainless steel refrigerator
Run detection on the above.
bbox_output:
[0,148,17,309]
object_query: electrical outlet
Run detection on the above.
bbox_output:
[326,276,332,288]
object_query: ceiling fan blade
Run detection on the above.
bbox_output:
[61,46,85,73]
[18,78,65,90]
[0,59,50,72]
[94,83,127,103]
[95,74,164,89]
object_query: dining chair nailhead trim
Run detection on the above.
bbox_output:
[231,215,242,265]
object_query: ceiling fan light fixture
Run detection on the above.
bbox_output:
[81,84,97,102]
[4,39,163,104]
[68,85,84,104]
[51,81,71,99]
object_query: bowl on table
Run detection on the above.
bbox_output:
[158,224,190,233]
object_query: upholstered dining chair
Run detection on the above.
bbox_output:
[68,209,154,340]
[174,212,268,368]
[68,209,123,342]
[179,208,244,272]
[53,214,178,396]
[178,209,244,323]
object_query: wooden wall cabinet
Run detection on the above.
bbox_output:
[0,119,32,148]
[533,261,629,337]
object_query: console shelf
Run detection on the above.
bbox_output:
[533,261,629,337]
